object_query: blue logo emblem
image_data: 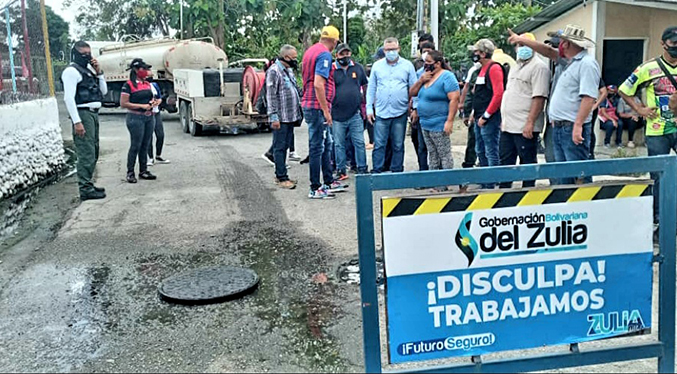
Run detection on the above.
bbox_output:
[455,213,479,266]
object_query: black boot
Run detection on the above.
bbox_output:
[80,189,106,201]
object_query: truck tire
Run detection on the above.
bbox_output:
[189,114,203,137]
[180,101,191,133]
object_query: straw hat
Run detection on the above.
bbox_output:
[548,24,595,49]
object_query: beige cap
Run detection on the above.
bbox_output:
[468,39,496,54]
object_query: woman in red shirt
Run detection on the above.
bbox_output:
[120,58,159,183]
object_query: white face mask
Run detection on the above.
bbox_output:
[385,50,399,62]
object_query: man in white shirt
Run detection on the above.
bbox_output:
[61,41,108,201]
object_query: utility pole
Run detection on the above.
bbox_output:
[5,7,16,93]
[20,0,33,93]
[431,0,438,49]
[39,0,54,96]
[343,0,347,44]
[180,0,184,39]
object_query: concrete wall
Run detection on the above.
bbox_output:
[0,97,65,200]
[532,4,594,44]
[605,2,677,59]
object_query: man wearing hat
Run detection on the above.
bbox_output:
[619,26,677,225]
[499,32,550,189]
[331,43,369,179]
[468,38,505,188]
[301,25,347,199]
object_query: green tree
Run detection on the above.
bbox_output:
[9,0,70,59]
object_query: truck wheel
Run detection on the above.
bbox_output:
[189,116,203,137]
[180,101,191,133]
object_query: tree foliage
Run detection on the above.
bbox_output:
[7,0,70,60]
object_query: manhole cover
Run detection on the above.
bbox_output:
[159,265,259,305]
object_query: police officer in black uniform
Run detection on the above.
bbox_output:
[61,41,108,201]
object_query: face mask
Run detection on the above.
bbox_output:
[72,50,91,68]
[517,46,533,61]
[284,58,298,69]
[558,43,566,58]
[385,50,399,62]
[424,63,435,72]
[665,45,677,58]
[338,57,351,66]
[471,54,481,63]
[137,69,149,80]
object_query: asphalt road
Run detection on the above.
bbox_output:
[0,97,664,373]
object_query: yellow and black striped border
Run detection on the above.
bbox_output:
[382,183,651,218]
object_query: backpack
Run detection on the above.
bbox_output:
[486,62,510,92]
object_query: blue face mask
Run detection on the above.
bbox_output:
[385,50,399,62]
[517,46,534,61]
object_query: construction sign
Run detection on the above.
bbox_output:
[382,184,653,364]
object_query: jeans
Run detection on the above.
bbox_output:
[462,121,477,168]
[474,114,501,188]
[304,109,334,190]
[553,122,592,184]
[73,109,100,194]
[273,122,296,182]
[148,112,165,158]
[499,132,539,188]
[646,133,677,223]
[411,119,429,171]
[126,113,154,174]
[601,120,622,146]
[334,112,367,174]
[372,113,407,173]
[267,127,295,156]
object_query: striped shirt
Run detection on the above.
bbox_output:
[266,60,302,123]
[301,43,335,110]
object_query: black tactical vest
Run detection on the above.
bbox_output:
[67,63,104,105]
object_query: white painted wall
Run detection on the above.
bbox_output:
[0,98,65,199]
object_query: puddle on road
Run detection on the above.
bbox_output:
[220,221,346,372]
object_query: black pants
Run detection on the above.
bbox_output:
[148,112,165,158]
[365,119,374,145]
[273,122,297,181]
[462,121,477,168]
[620,117,641,143]
[589,109,599,159]
[499,132,539,188]
[411,119,429,171]
[126,113,154,174]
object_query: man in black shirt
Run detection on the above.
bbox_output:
[332,44,369,179]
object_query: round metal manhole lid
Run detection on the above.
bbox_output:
[159,266,259,305]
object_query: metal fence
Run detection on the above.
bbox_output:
[355,156,677,373]
[0,0,55,98]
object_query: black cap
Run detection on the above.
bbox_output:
[336,43,351,54]
[127,58,152,71]
[662,26,677,42]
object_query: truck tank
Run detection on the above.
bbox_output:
[97,38,228,112]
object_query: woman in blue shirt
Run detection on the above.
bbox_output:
[410,50,461,190]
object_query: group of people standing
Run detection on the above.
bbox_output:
[63,42,170,201]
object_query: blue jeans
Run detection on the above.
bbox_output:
[304,109,334,191]
[334,111,368,174]
[474,114,501,188]
[373,113,407,173]
[553,122,592,184]
[646,133,677,223]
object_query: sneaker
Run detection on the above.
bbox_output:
[324,181,349,193]
[126,172,137,184]
[156,156,171,164]
[276,179,297,189]
[604,144,611,149]
[288,151,302,162]
[139,171,157,180]
[80,189,106,201]
[147,158,155,166]
[309,187,335,199]
[337,173,349,181]
[261,153,275,166]
[627,141,636,149]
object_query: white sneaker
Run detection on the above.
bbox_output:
[288,151,302,162]
[627,141,636,149]
[147,159,155,166]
